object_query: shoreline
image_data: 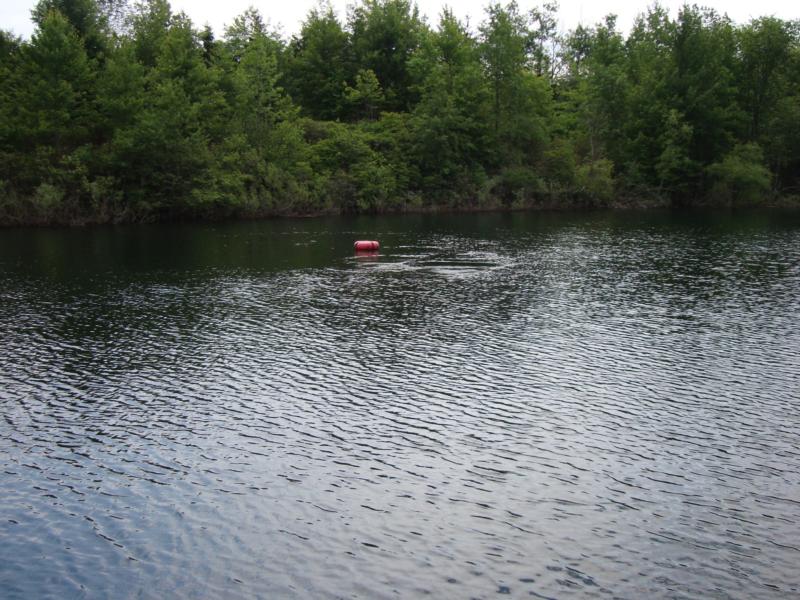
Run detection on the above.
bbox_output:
[2,194,799,230]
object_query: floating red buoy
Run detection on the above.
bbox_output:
[354,240,380,252]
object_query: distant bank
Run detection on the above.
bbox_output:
[2,191,799,228]
[2,1,798,227]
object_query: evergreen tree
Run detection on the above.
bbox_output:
[410,10,491,195]
[284,4,350,120]
[9,10,96,206]
[32,0,109,59]
[480,3,551,169]
[348,0,425,112]
[1,0,798,224]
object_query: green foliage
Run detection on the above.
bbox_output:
[655,109,696,194]
[309,122,400,212]
[20,11,95,145]
[491,166,544,207]
[670,7,744,167]
[32,0,108,59]
[528,1,561,80]
[540,139,577,188]
[737,17,796,139]
[31,182,65,218]
[0,29,22,58]
[96,40,145,132]
[708,143,772,204]
[130,0,172,67]
[762,94,800,188]
[284,5,350,120]
[344,69,384,120]
[2,10,96,204]
[480,3,527,137]
[406,10,492,198]
[363,111,417,200]
[224,7,283,63]
[349,0,425,112]
[576,159,615,202]
[1,1,799,225]
[479,3,552,169]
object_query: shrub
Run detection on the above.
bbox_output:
[576,159,615,202]
[489,166,545,208]
[707,143,772,204]
[309,123,399,213]
[541,139,577,189]
[31,183,64,220]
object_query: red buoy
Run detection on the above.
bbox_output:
[354,240,380,252]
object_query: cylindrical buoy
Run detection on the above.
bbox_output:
[354,240,380,252]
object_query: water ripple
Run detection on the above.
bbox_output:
[1,212,799,599]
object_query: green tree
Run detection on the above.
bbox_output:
[480,3,527,137]
[480,3,551,169]
[310,122,398,212]
[344,68,384,120]
[32,0,109,59]
[581,16,628,166]
[708,142,772,203]
[130,0,172,67]
[736,17,800,189]
[231,29,310,212]
[0,31,22,212]
[737,17,796,139]
[669,6,743,171]
[111,12,234,215]
[12,12,95,176]
[616,5,675,186]
[0,30,21,59]
[284,3,350,120]
[528,1,561,80]
[348,0,425,112]
[655,109,695,194]
[410,9,491,195]
[2,0,800,224]
[224,7,284,63]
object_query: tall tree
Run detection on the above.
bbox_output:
[737,17,796,139]
[410,9,491,193]
[480,2,527,137]
[669,6,743,172]
[130,0,172,67]
[112,12,231,214]
[32,0,109,59]
[480,3,551,168]
[528,1,561,80]
[284,3,350,120]
[15,11,94,158]
[348,0,425,112]
[224,7,283,63]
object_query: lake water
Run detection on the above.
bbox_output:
[1,211,799,599]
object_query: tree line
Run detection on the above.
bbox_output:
[1,0,798,224]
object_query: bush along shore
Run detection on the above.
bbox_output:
[1,1,799,226]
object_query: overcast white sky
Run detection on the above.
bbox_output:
[2,0,796,39]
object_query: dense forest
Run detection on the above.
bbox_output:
[1,0,799,224]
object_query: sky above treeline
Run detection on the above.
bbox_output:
[1,0,797,39]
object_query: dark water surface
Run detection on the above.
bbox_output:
[1,211,799,599]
